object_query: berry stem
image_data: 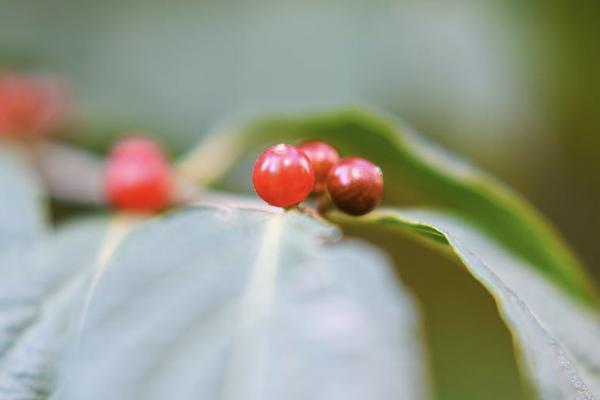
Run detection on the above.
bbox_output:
[296,203,324,220]
[31,140,105,205]
[316,193,334,215]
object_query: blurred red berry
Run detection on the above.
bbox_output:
[105,137,172,213]
[326,157,384,216]
[0,72,69,137]
[298,140,340,193]
[253,143,315,207]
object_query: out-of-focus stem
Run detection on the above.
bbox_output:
[317,192,334,214]
[32,140,105,205]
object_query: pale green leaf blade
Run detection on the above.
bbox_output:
[344,208,600,399]
[0,145,47,248]
[0,218,110,398]
[55,207,427,400]
[177,107,598,307]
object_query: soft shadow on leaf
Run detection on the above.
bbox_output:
[0,144,47,249]
[177,107,598,307]
[56,207,427,400]
[341,208,600,399]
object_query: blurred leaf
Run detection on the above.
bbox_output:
[177,107,599,307]
[0,217,109,398]
[58,207,426,400]
[342,208,600,399]
[0,143,47,248]
[0,207,426,399]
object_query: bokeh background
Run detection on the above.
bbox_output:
[1,0,598,399]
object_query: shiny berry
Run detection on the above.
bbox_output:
[298,140,340,193]
[326,157,384,216]
[0,72,69,137]
[105,137,172,213]
[253,143,315,207]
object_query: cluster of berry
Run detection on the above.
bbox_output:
[105,139,384,217]
[1,72,383,217]
[253,142,384,216]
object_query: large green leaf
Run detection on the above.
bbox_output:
[0,144,47,248]
[0,207,425,399]
[177,107,598,307]
[57,207,425,399]
[340,208,600,399]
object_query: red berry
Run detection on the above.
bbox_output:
[253,144,315,207]
[298,140,340,193]
[0,72,69,137]
[326,157,384,216]
[105,137,172,213]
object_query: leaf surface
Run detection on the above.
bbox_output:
[343,208,600,399]
[0,218,109,398]
[0,145,47,248]
[0,207,425,399]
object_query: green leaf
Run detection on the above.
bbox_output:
[0,207,426,399]
[0,217,109,398]
[0,144,47,248]
[177,107,598,308]
[341,208,600,399]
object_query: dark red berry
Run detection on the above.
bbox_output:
[105,137,172,213]
[298,140,340,193]
[0,72,69,137]
[253,143,315,207]
[326,157,383,216]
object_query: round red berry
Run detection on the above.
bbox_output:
[252,144,315,207]
[326,157,384,216]
[298,140,340,194]
[0,72,69,137]
[105,137,172,213]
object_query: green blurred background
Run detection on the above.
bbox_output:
[1,0,598,399]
